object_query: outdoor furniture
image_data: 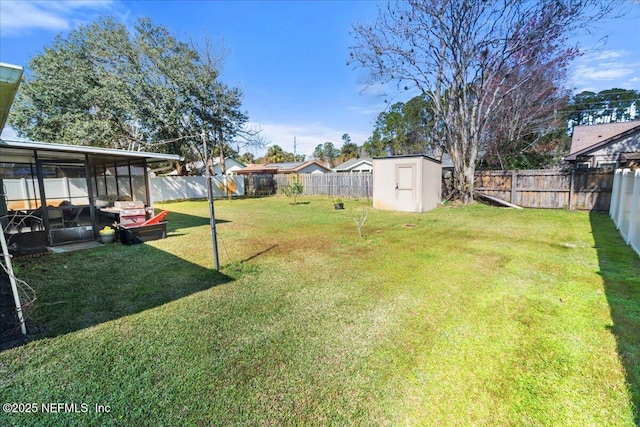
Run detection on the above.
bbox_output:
[2,211,43,233]
[45,207,65,229]
[117,211,169,245]
[58,202,87,227]
[118,222,168,245]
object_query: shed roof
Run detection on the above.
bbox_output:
[373,154,442,163]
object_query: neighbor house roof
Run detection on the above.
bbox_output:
[270,160,330,173]
[236,160,330,175]
[565,121,640,161]
[235,163,279,175]
[334,158,373,172]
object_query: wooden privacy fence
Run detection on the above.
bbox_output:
[243,174,277,197]
[474,168,614,211]
[271,172,373,199]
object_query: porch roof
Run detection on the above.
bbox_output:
[0,138,182,166]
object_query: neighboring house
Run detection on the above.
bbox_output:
[174,157,246,176]
[236,160,330,175]
[565,121,640,168]
[234,164,279,175]
[212,157,246,175]
[333,158,373,173]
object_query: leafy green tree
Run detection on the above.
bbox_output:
[258,146,302,164]
[568,88,639,126]
[281,176,304,205]
[351,0,615,202]
[265,145,288,163]
[9,16,260,175]
[239,152,255,164]
[339,142,360,161]
[313,142,340,166]
[363,95,434,157]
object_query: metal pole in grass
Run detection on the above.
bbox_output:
[202,131,220,271]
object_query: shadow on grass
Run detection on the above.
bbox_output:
[590,211,640,425]
[163,210,230,230]
[3,241,233,351]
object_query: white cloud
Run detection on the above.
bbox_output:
[247,121,369,158]
[569,49,640,92]
[0,0,115,36]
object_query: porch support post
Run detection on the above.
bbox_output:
[143,159,152,210]
[34,154,52,246]
[85,155,98,240]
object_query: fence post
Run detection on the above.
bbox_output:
[569,168,575,210]
[616,169,630,230]
[610,169,622,219]
[511,170,517,204]
[627,170,639,246]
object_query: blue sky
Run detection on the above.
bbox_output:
[1,0,639,158]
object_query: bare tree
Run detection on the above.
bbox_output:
[350,0,615,202]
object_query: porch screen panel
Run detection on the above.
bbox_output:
[105,177,118,195]
[67,178,89,205]
[116,177,132,199]
[1,164,41,209]
[131,176,147,202]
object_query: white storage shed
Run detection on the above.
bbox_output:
[373,155,442,213]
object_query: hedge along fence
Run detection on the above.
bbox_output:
[273,172,373,199]
[610,168,640,256]
[150,176,245,202]
[474,168,614,211]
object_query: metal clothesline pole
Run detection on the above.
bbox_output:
[202,131,220,271]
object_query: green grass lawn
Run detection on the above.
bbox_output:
[1,196,638,426]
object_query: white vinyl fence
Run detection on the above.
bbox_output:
[150,176,245,202]
[3,176,245,208]
[610,168,640,256]
[3,177,91,209]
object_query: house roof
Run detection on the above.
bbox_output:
[236,160,330,175]
[621,152,640,161]
[334,158,373,171]
[235,163,279,174]
[0,63,23,131]
[271,160,330,173]
[0,138,183,165]
[266,161,303,169]
[566,121,640,161]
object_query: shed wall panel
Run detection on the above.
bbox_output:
[373,156,441,213]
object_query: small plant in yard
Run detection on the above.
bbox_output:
[352,207,369,238]
[281,176,304,205]
[334,198,344,209]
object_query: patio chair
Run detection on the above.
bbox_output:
[46,207,65,229]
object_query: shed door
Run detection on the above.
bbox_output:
[396,164,416,211]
